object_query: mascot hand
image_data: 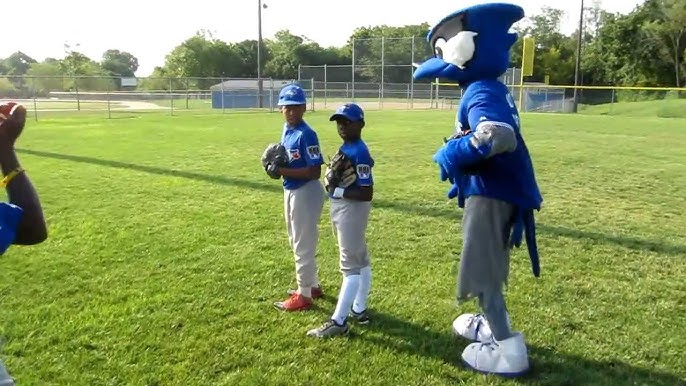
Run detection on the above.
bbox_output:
[433,147,454,183]
[447,183,459,199]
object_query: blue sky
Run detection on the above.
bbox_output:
[7,0,643,76]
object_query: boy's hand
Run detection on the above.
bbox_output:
[0,102,27,147]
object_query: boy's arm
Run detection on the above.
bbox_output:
[0,104,47,245]
[332,150,373,202]
[278,165,321,180]
[337,185,373,202]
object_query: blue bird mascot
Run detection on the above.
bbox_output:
[413,2,543,377]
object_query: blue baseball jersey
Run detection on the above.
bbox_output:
[0,202,23,255]
[280,121,324,190]
[330,139,374,198]
[440,79,542,210]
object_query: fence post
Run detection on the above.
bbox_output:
[429,81,434,109]
[220,77,225,114]
[169,77,174,116]
[381,36,385,109]
[378,83,382,110]
[107,78,112,119]
[311,77,316,112]
[31,77,38,122]
[324,64,327,109]
[351,37,355,100]
[411,35,415,109]
[406,84,410,109]
[186,78,190,110]
[610,88,615,115]
[269,78,275,112]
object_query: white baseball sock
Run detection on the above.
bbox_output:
[352,265,372,313]
[331,274,361,325]
[298,286,312,298]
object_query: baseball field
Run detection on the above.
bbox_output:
[0,105,684,385]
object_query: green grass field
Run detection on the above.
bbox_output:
[0,109,684,385]
[580,98,686,118]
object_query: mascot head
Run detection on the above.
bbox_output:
[413,2,524,84]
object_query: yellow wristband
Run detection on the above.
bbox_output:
[1,167,24,188]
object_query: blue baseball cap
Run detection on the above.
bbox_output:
[278,84,307,106]
[329,103,364,122]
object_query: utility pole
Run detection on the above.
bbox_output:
[572,0,585,113]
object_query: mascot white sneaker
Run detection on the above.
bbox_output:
[452,312,513,343]
[414,2,545,377]
[462,332,530,376]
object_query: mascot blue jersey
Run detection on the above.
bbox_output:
[448,79,542,211]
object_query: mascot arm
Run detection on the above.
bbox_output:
[436,102,518,173]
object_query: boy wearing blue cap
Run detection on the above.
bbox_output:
[269,84,327,312]
[0,101,48,386]
[307,103,374,338]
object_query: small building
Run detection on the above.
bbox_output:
[210,79,296,109]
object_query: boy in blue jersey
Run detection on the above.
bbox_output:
[0,101,48,386]
[307,103,374,338]
[268,85,327,312]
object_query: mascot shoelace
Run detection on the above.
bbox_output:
[413,2,543,377]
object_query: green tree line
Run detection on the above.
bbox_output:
[0,0,684,96]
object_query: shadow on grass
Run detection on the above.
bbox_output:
[18,148,686,257]
[361,311,685,386]
[18,148,282,194]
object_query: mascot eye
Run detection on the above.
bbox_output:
[434,38,447,59]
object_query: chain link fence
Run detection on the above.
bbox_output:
[1,73,683,119]
[0,75,306,120]
[298,36,435,110]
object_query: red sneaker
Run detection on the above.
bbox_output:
[287,286,323,299]
[274,293,312,311]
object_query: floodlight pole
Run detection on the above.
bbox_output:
[257,0,264,108]
[572,0,584,113]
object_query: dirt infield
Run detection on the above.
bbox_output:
[7,99,167,112]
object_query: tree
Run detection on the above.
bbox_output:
[643,0,686,87]
[163,31,247,88]
[584,2,675,88]
[25,61,64,94]
[58,51,115,91]
[347,24,432,83]
[510,7,577,84]
[232,39,267,78]
[101,49,139,77]
[2,52,37,76]
[263,30,350,80]
[264,30,312,79]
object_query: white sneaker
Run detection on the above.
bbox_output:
[0,360,15,386]
[461,332,530,377]
[452,313,493,342]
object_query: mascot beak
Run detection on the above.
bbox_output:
[413,57,452,80]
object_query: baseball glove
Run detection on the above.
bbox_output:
[443,129,471,143]
[324,150,357,193]
[261,143,288,179]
